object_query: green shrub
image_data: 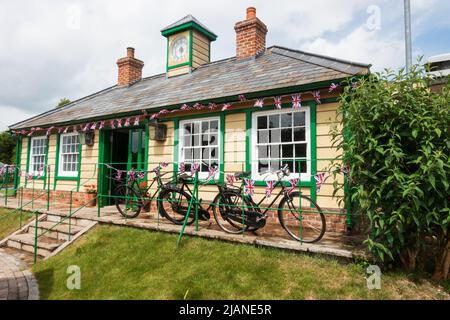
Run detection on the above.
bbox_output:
[332,64,450,280]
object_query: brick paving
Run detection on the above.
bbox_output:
[0,248,39,300]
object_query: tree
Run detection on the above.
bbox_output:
[57,98,71,108]
[332,65,450,280]
[0,131,16,164]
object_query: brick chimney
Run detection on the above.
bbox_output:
[234,7,268,60]
[116,47,144,86]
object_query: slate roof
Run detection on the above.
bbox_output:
[9,46,370,129]
[161,14,217,38]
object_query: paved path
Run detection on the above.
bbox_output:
[0,248,39,300]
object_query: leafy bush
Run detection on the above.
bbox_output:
[332,65,450,280]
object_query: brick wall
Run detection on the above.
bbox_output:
[234,7,268,60]
[116,47,144,86]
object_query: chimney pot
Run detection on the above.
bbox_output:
[127,47,135,58]
[246,7,256,20]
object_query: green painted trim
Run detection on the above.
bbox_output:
[97,130,105,207]
[189,29,193,68]
[76,140,82,192]
[219,113,225,184]
[144,119,149,173]
[43,138,49,190]
[167,61,191,70]
[162,21,217,41]
[53,133,60,190]
[173,119,180,174]
[13,138,22,190]
[24,137,30,187]
[245,110,252,173]
[309,102,318,203]
[55,176,78,181]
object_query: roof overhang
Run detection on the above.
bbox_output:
[161,21,217,42]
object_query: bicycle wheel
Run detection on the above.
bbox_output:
[278,192,326,243]
[212,191,250,234]
[157,187,196,226]
[114,185,142,219]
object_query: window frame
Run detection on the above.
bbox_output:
[58,132,81,178]
[28,136,47,177]
[178,116,222,180]
[251,106,311,181]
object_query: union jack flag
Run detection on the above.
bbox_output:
[46,126,54,137]
[313,90,321,104]
[207,166,217,179]
[133,116,140,126]
[238,94,246,101]
[288,178,299,195]
[265,180,276,198]
[159,109,170,115]
[27,128,36,137]
[314,173,327,193]
[180,104,190,111]
[208,103,217,110]
[73,125,78,134]
[150,113,159,120]
[116,170,123,181]
[226,174,235,185]
[99,121,105,130]
[117,119,123,128]
[274,96,282,109]
[21,130,27,136]
[191,163,200,175]
[222,103,232,111]
[254,99,264,108]
[26,173,33,181]
[128,168,136,181]
[63,127,69,133]
[110,120,116,129]
[292,94,302,109]
[124,118,131,127]
[244,179,255,197]
[193,103,204,110]
[160,162,169,169]
[179,163,185,174]
[138,171,146,180]
[83,123,90,132]
[90,123,97,130]
[329,83,339,92]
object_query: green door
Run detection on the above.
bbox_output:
[127,129,147,172]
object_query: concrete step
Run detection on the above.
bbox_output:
[46,214,93,227]
[28,221,84,241]
[6,233,65,258]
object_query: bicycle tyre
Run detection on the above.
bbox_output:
[157,187,196,226]
[114,185,142,219]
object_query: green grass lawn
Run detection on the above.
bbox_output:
[0,207,33,239]
[32,225,450,300]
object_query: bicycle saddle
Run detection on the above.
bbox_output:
[234,171,252,180]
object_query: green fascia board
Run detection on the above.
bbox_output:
[162,21,217,42]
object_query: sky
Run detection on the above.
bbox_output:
[0,0,449,131]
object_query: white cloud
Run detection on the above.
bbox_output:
[0,106,36,132]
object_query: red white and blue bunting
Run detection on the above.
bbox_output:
[11,84,346,139]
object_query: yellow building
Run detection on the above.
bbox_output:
[9,8,370,234]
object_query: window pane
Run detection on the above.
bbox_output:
[294,128,306,141]
[193,148,201,160]
[193,123,200,135]
[257,116,267,129]
[184,124,192,135]
[202,121,209,133]
[258,160,269,173]
[258,146,269,159]
[202,147,210,160]
[270,161,280,172]
[184,136,191,147]
[282,145,293,158]
[210,121,218,132]
[283,159,295,173]
[280,113,292,128]
[192,135,200,146]
[202,134,209,146]
[281,129,292,143]
[269,129,281,143]
[209,134,218,146]
[294,112,306,127]
[184,149,192,160]
[211,148,218,159]
[295,144,307,158]
[270,145,281,159]
[258,130,268,144]
[269,115,279,128]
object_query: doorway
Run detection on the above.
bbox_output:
[99,127,148,206]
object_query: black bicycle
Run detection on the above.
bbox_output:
[157,169,213,225]
[110,165,172,219]
[212,165,326,243]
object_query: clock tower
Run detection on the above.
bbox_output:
[161,15,217,78]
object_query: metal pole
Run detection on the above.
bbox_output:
[404,0,412,71]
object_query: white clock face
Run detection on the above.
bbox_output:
[171,36,189,62]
